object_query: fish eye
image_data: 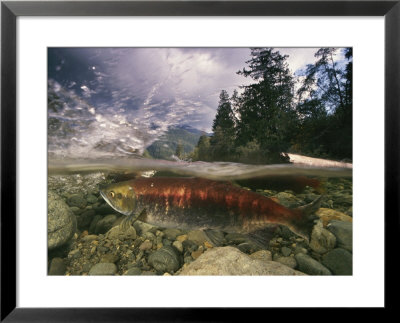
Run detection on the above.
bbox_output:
[109,191,115,198]
[116,193,122,199]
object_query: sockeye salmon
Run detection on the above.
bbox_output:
[100,177,321,241]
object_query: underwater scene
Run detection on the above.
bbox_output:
[48,47,353,276]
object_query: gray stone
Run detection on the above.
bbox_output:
[139,240,153,251]
[180,246,306,275]
[95,214,118,234]
[249,250,272,262]
[163,228,183,240]
[124,267,142,275]
[294,246,308,255]
[281,246,292,257]
[322,248,352,275]
[82,262,92,272]
[182,239,198,252]
[48,257,66,275]
[143,232,156,241]
[172,240,183,253]
[148,246,181,274]
[327,221,352,252]
[274,192,302,208]
[89,215,102,234]
[86,194,98,204]
[295,253,332,275]
[67,194,87,209]
[68,249,81,259]
[89,263,118,275]
[77,209,96,230]
[81,235,99,243]
[48,190,77,250]
[100,254,119,263]
[106,225,136,240]
[69,206,82,215]
[203,229,225,246]
[309,223,337,254]
[187,230,208,245]
[275,256,297,269]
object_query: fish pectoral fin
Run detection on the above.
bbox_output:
[246,225,279,249]
[131,208,147,224]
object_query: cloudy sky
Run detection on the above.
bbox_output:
[48,47,344,157]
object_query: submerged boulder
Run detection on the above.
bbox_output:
[48,190,77,250]
[179,246,305,275]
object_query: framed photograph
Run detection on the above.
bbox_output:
[1,0,398,320]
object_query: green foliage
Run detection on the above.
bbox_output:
[235,48,297,161]
[209,90,237,161]
[191,135,212,161]
[192,47,352,164]
[295,47,352,160]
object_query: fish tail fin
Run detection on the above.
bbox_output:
[291,196,323,241]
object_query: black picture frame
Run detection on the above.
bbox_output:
[1,0,398,321]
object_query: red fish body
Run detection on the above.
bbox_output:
[100,177,320,240]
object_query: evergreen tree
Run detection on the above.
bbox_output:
[296,47,352,159]
[175,141,183,159]
[192,135,211,161]
[235,48,296,162]
[209,90,236,160]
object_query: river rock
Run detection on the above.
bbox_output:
[77,209,95,230]
[100,253,119,263]
[295,253,332,275]
[89,263,117,275]
[187,230,208,245]
[124,267,142,275]
[249,250,272,262]
[309,223,336,254]
[322,248,352,275]
[139,240,153,251]
[172,240,183,253]
[327,221,352,252]
[95,214,118,234]
[275,256,297,269]
[274,192,302,208]
[163,228,183,240]
[179,246,305,275]
[148,246,181,274]
[316,208,353,227]
[67,194,87,209]
[106,225,137,240]
[48,190,77,250]
[48,257,66,275]
[281,246,292,257]
[86,194,98,204]
[203,229,225,246]
[89,215,102,234]
[82,234,99,243]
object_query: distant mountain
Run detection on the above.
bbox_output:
[145,125,211,160]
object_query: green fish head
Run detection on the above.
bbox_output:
[100,181,136,216]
